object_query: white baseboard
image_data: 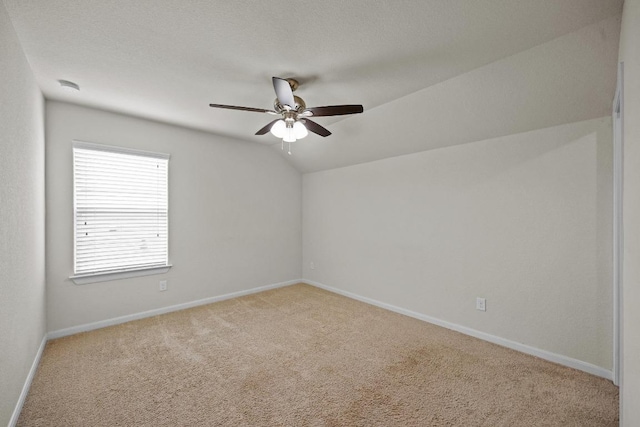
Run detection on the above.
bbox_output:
[9,334,47,427]
[48,279,301,340]
[304,279,613,381]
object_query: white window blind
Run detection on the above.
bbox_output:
[73,141,169,277]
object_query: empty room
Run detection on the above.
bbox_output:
[1,0,639,425]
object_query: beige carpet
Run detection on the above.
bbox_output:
[18,284,618,426]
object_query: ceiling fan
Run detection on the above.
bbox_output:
[209,77,364,153]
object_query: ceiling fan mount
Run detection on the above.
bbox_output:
[283,78,300,92]
[209,77,364,153]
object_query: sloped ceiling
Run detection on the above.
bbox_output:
[4,0,623,172]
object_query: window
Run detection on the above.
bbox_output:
[71,141,170,284]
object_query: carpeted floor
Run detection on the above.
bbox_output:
[18,283,618,426]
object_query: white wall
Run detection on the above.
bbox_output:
[619,0,640,424]
[0,2,46,425]
[303,117,613,370]
[46,101,302,332]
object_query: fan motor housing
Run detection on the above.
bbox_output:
[274,95,306,113]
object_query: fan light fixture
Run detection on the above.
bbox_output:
[270,119,309,154]
[270,119,308,142]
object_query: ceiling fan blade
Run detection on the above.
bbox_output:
[209,104,277,114]
[304,105,364,117]
[303,119,332,137]
[272,77,296,108]
[255,119,280,135]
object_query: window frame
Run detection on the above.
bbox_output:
[69,140,171,285]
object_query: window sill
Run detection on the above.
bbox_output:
[70,265,172,285]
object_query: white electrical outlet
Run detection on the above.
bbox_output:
[476,297,486,311]
[310,261,315,270]
[159,280,167,291]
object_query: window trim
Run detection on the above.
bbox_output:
[70,265,172,285]
[70,140,171,285]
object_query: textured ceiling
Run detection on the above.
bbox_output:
[4,0,623,172]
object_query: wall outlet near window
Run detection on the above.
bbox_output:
[476,297,486,311]
[159,280,168,292]
[310,261,315,270]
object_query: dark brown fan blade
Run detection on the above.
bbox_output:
[303,119,332,137]
[255,119,280,135]
[272,77,295,108]
[209,104,276,114]
[304,105,364,117]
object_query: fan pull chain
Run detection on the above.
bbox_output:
[279,139,292,155]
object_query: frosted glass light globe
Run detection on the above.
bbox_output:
[270,120,286,138]
[293,121,308,139]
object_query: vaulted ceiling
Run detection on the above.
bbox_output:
[5,0,623,172]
